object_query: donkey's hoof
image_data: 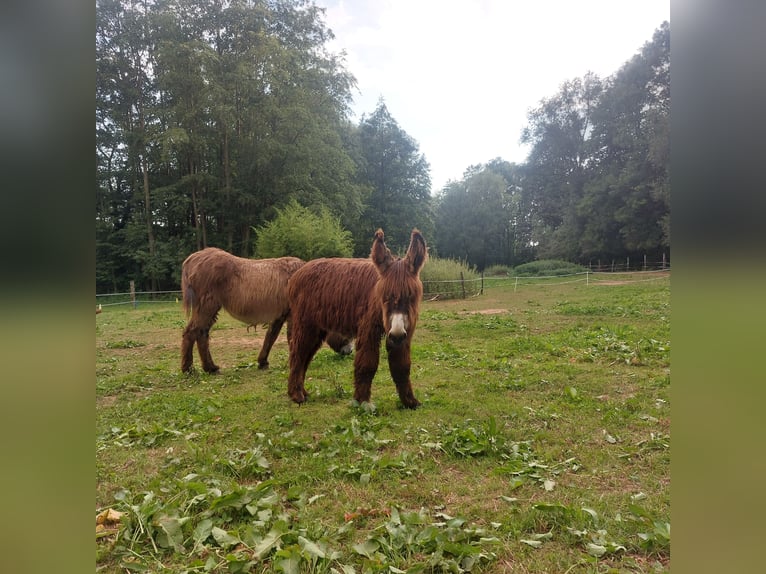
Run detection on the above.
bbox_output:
[258,361,269,370]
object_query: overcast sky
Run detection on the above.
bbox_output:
[321,0,670,192]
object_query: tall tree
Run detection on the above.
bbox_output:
[583,21,670,260]
[434,159,529,269]
[520,73,603,260]
[96,0,363,292]
[356,100,434,254]
[433,170,505,269]
[97,0,163,290]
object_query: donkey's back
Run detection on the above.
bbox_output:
[223,253,304,325]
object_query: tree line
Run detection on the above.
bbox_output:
[97,0,669,292]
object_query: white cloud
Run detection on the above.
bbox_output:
[322,0,670,191]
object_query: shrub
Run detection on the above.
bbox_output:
[254,200,354,260]
[511,259,588,277]
[483,264,512,277]
[420,257,480,299]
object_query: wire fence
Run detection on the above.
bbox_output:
[422,268,670,300]
[96,289,182,308]
[97,268,670,309]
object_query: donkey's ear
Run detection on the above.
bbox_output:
[405,229,427,275]
[370,228,393,273]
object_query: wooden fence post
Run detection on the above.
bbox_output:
[460,272,466,299]
[130,280,136,309]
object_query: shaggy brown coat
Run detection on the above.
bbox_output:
[287,229,427,408]
[181,248,304,373]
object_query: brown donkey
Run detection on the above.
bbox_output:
[180,248,304,373]
[287,229,427,408]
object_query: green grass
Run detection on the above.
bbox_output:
[96,273,670,573]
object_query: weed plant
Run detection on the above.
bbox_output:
[421,257,480,299]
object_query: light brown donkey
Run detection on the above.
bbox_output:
[180,248,305,373]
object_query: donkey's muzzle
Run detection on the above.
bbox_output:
[387,331,407,347]
[387,312,408,347]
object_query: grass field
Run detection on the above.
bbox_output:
[96,273,670,573]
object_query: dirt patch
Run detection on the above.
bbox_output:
[97,395,118,408]
[212,331,288,347]
[460,308,508,315]
[593,271,670,286]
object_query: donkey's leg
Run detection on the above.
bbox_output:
[181,322,197,372]
[197,327,220,373]
[352,330,381,404]
[189,299,221,373]
[386,340,420,409]
[257,315,286,369]
[287,327,323,404]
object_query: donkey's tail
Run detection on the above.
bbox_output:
[181,265,195,316]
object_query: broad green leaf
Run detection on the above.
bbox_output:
[581,507,598,520]
[520,539,543,548]
[586,543,607,557]
[443,541,479,556]
[276,556,300,574]
[507,477,524,490]
[226,558,253,574]
[211,526,240,548]
[353,539,379,558]
[155,516,188,552]
[446,517,466,528]
[654,521,670,539]
[193,518,213,543]
[543,479,556,491]
[298,536,326,559]
[253,526,286,558]
[528,531,553,541]
[209,489,252,511]
[628,504,652,518]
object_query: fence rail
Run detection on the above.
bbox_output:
[422,268,670,299]
[585,256,669,273]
